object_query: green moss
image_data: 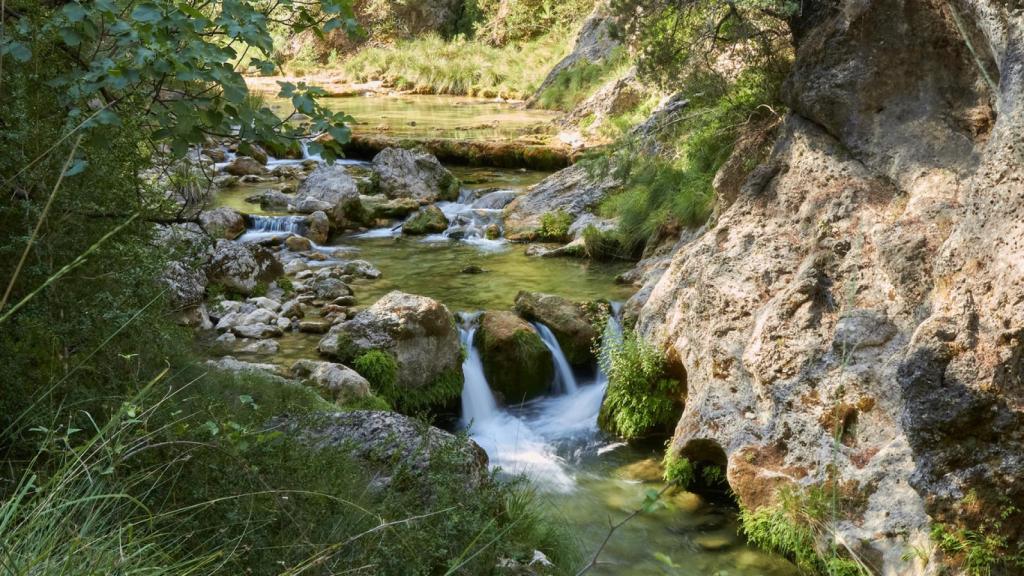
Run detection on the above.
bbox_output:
[597,330,682,439]
[341,393,392,412]
[352,351,463,414]
[333,332,361,363]
[475,322,554,402]
[352,349,399,394]
[662,453,694,488]
[537,209,574,242]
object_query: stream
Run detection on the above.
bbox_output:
[217,94,799,575]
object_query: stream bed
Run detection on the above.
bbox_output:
[215,94,798,575]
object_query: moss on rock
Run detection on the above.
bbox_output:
[475,311,554,403]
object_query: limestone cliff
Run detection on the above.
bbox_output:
[631,0,1023,573]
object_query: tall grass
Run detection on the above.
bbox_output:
[336,32,575,100]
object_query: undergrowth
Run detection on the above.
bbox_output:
[535,48,629,110]
[930,500,1024,576]
[597,330,682,439]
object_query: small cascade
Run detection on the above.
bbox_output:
[458,313,498,426]
[533,322,579,395]
[248,215,305,234]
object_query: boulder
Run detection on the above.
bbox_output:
[162,260,207,310]
[474,311,554,402]
[246,189,292,210]
[224,156,266,176]
[285,235,312,252]
[198,207,246,240]
[273,410,488,489]
[299,319,332,334]
[514,291,600,366]
[232,323,283,339]
[205,239,284,296]
[205,356,283,379]
[361,195,421,219]
[372,148,460,203]
[318,291,463,410]
[402,205,449,235]
[503,164,619,241]
[290,359,372,403]
[237,142,269,165]
[238,338,280,355]
[470,190,517,210]
[306,211,330,244]
[312,277,353,301]
[293,164,364,226]
[342,260,382,280]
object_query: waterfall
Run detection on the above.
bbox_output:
[533,322,579,395]
[248,215,305,234]
[458,314,498,426]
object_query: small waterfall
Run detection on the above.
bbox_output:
[458,314,498,426]
[248,215,305,234]
[533,322,579,395]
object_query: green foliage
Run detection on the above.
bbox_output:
[473,0,598,45]
[597,330,682,439]
[582,224,632,260]
[662,453,694,488]
[351,350,462,413]
[353,349,400,394]
[931,504,1024,576]
[339,31,575,99]
[739,486,870,576]
[538,210,575,241]
[701,464,726,486]
[589,68,783,252]
[536,48,629,111]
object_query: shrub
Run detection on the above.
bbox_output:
[537,210,574,241]
[597,330,682,439]
[662,452,694,488]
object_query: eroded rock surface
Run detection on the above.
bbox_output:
[372,147,460,203]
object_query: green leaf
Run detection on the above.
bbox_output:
[59,28,83,47]
[130,3,163,23]
[2,41,31,63]
[62,3,88,23]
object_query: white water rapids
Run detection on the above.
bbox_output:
[459,306,622,492]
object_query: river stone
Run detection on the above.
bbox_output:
[272,410,488,490]
[318,291,463,409]
[361,195,421,219]
[474,311,554,402]
[299,319,332,334]
[232,323,283,339]
[281,299,305,319]
[514,291,600,366]
[290,359,371,403]
[224,156,266,176]
[202,147,227,162]
[293,164,364,226]
[312,277,353,300]
[503,163,619,241]
[372,148,460,203]
[470,190,517,210]
[237,142,268,165]
[247,189,292,210]
[343,260,382,280]
[206,356,283,379]
[285,235,312,252]
[161,260,207,310]
[198,207,246,240]
[238,338,279,355]
[205,239,283,296]
[306,211,330,244]
[402,205,449,235]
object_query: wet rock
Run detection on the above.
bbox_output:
[246,189,292,210]
[205,240,283,296]
[312,277,353,300]
[318,291,463,410]
[202,148,227,162]
[361,195,421,219]
[343,260,382,280]
[292,164,363,226]
[290,359,371,403]
[306,211,330,244]
[224,156,266,176]
[514,291,600,366]
[461,265,485,274]
[232,323,283,339]
[213,174,238,188]
[280,300,305,319]
[285,235,312,252]
[249,296,282,312]
[237,142,268,165]
[299,319,332,334]
[475,311,554,402]
[372,147,460,203]
[402,205,449,235]
[470,190,517,210]
[238,338,280,355]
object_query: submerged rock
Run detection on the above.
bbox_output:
[372,147,460,203]
[475,311,554,402]
[514,291,601,366]
[402,205,449,235]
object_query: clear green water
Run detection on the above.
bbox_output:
[268,94,559,140]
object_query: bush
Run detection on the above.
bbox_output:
[662,453,694,488]
[597,330,682,439]
[537,210,574,241]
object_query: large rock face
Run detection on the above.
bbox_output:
[474,311,554,402]
[372,148,460,203]
[532,4,619,100]
[318,291,464,404]
[293,164,363,226]
[632,1,1023,573]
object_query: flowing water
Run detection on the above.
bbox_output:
[214,94,797,575]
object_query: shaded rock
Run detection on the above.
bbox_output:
[361,195,421,219]
[299,319,332,334]
[205,240,283,296]
[237,142,268,165]
[285,235,312,252]
[224,156,266,176]
[246,189,292,210]
[162,260,207,310]
[461,265,485,274]
[514,291,599,366]
[402,205,449,235]
[372,147,460,203]
[306,210,330,244]
[475,311,554,402]
[290,359,371,403]
[206,356,283,378]
[274,410,488,489]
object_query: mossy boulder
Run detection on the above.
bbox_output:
[317,291,463,413]
[474,311,554,403]
[513,291,602,367]
[402,205,449,235]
